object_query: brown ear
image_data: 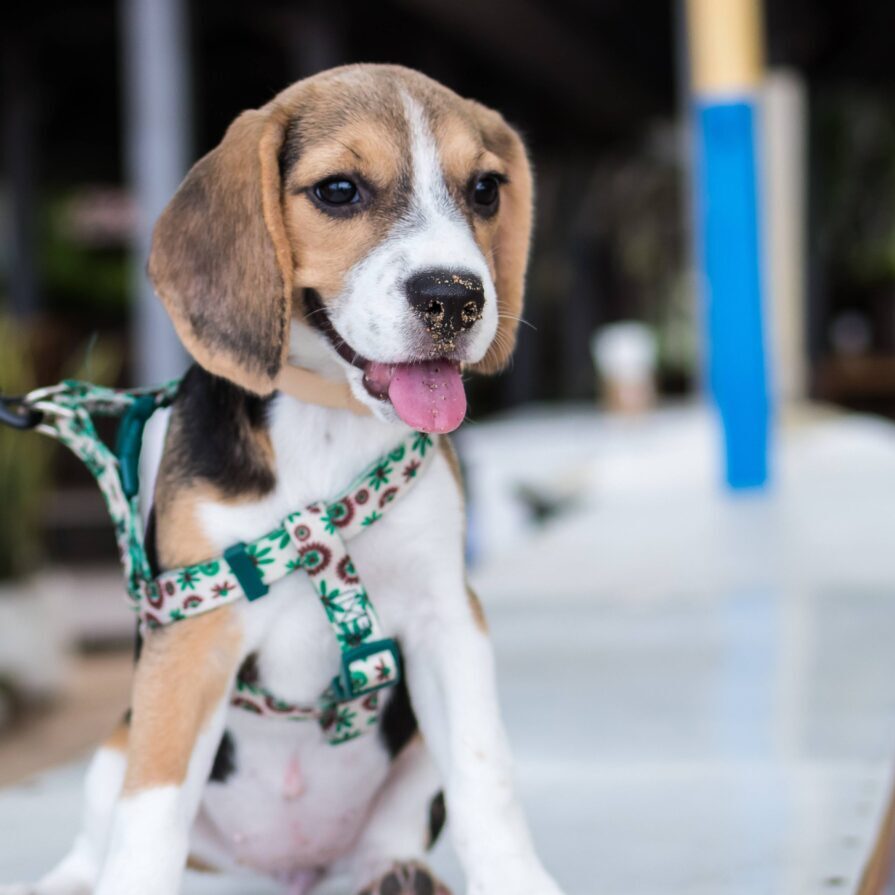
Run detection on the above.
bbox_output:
[148,109,294,395]
[468,105,534,374]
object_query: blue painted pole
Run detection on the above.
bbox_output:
[688,0,771,490]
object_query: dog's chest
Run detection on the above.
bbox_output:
[195,399,460,697]
[188,400,462,872]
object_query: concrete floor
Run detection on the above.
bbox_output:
[3,404,895,894]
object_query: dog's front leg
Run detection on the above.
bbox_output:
[403,585,563,895]
[94,609,242,895]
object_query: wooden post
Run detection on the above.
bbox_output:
[686,0,771,489]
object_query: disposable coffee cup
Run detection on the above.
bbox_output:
[590,322,657,414]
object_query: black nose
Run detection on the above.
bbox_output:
[405,270,485,343]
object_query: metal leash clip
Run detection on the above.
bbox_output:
[0,394,44,430]
[0,384,80,433]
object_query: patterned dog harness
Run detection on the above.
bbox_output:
[12,380,437,744]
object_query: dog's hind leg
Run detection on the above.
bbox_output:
[329,735,452,895]
[0,725,128,895]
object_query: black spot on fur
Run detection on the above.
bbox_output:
[380,872,402,895]
[209,730,237,783]
[144,506,160,577]
[238,652,261,686]
[170,365,275,496]
[379,672,418,759]
[427,791,446,849]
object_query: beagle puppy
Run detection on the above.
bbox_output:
[11,65,562,895]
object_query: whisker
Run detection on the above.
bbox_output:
[497,313,537,332]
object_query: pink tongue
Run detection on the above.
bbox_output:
[386,361,467,434]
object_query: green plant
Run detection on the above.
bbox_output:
[0,318,122,583]
[0,317,50,582]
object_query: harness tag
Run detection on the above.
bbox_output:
[223,542,269,601]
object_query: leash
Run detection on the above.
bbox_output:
[0,379,437,745]
[0,394,44,430]
[2,380,181,607]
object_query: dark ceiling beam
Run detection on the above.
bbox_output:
[392,0,654,131]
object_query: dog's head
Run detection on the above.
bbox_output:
[149,65,533,433]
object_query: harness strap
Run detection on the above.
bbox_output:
[26,380,179,607]
[149,431,436,744]
[149,431,435,626]
[19,379,439,745]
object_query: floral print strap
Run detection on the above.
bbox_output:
[150,431,436,627]
[23,378,439,745]
[25,379,180,609]
[151,428,437,743]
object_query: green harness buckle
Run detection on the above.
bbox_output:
[223,542,270,601]
[331,639,402,703]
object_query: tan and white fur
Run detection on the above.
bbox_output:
[4,65,561,895]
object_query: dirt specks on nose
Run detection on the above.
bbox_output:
[460,299,484,330]
[411,271,485,351]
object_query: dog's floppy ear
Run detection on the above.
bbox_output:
[148,109,294,395]
[468,104,534,374]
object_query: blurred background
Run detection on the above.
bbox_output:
[4,1,895,892]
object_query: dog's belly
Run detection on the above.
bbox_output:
[190,576,397,876]
[195,711,392,874]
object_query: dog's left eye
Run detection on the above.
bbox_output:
[472,174,501,214]
[313,177,359,206]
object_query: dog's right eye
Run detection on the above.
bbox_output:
[313,177,359,207]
